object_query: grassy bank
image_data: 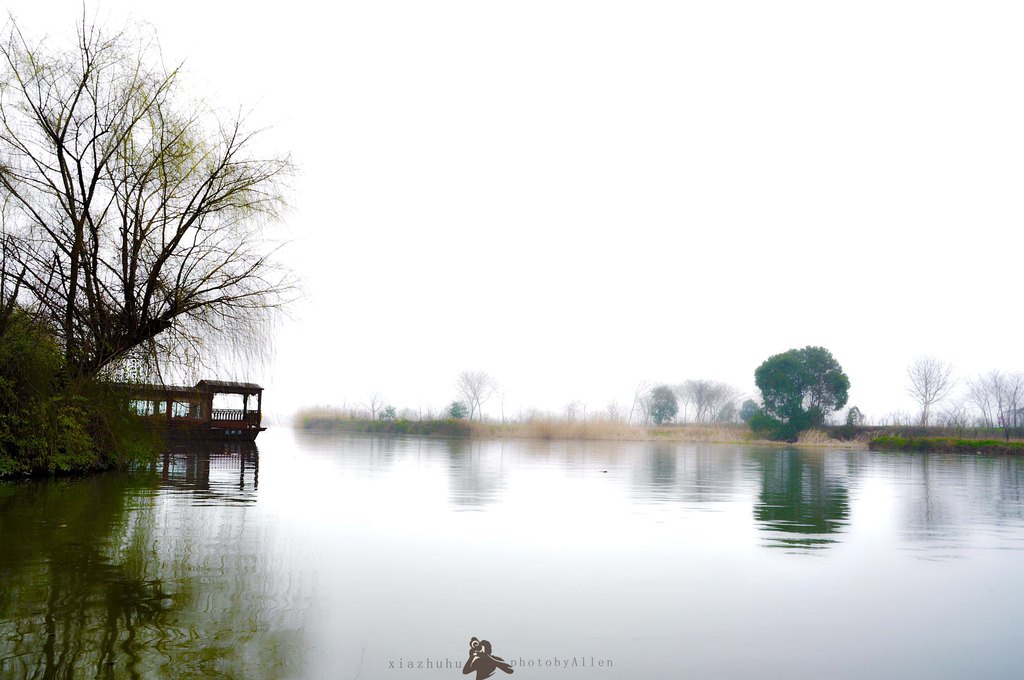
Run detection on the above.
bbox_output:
[869,436,1024,455]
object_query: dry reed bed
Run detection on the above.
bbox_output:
[471,421,859,447]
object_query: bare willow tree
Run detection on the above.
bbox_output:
[455,370,495,421]
[969,370,1024,434]
[997,373,1024,433]
[937,399,971,434]
[0,226,27,334]
[363,392,386,420]
[674,379,739,423]
[563,400,583,422]
[906,356,955,425]
[0,17,293,380]
[628,380,650,425]
[967,375,996,427]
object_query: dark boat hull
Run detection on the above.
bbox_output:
[166,425,266,442]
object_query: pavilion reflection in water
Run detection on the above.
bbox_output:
[150,441,260,503]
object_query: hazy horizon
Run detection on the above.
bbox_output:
[5,0,1022,424]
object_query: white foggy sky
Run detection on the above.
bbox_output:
[8,1,1024,421]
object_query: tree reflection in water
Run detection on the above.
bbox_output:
[445,438,508,509]
[0,475,171,678]
[752,449,851,550]
[0,445,303,679]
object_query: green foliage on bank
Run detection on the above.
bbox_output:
[297,415,473,437]
[0,312,155,477]
[748,410,802,442]
[446,401,468,419]
[869,436,1024,455]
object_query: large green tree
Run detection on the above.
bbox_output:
[754,346,850,437]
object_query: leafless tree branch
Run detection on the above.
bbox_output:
[906,356,956,426]
[0,16,295,380]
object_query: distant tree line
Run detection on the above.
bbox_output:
[314,349,1024,446]
[630,380,745,427]
[895,356,1024,438]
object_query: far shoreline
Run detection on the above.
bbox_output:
[292,414,1024,454]
[291,416,869,449]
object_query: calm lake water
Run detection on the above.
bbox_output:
[3,429,1024,679]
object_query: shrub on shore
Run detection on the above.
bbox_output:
[0,312,153,477]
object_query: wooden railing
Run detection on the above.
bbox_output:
[212,409,260,424]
